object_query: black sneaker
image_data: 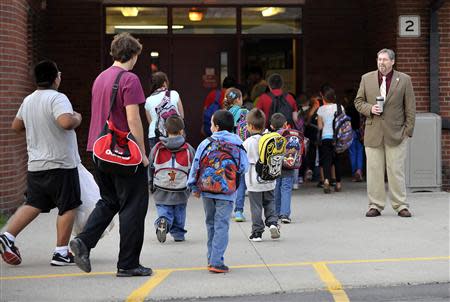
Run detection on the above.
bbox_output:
[156,218,168,243]
[249,232,262,242]
[69,238,91,273]
[51,252,75,266]
[208,264,229,273]
[117,265,153,277]
[0,234,22,265]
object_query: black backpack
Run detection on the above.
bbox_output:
[268,92,294,127]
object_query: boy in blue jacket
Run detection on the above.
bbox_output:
[187,110,248,273]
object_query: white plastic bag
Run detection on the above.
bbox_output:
[73,163,114,237]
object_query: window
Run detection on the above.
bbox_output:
[172,7,236,34]
[242,7,302,34]
[105,7,168,34]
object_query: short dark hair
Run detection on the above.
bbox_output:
[246,108,266,131]
[320,83,336,103]
[212,109,234,132]
[222,76,236,89]
[110,32,142,63]
[270,113,286,130]
[34,60,59,88]
[268,73,283,90]
[165,115,184,135]
[150,71,169,94]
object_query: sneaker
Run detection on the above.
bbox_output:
[234,211,246,222]
[293,183,299,190]
[51,252,75,266]
[280,216,291,224]
[156,218,168,243]
[69,238,91,273]
[323,179,331,194]
[269,224,281,239]
[298,177,304,184]
[305,169,313,181]
[0,234,22,265]
[117,264,153,277]
[208,264,229,273]
[317,181,324,188]
[248,232,262,242]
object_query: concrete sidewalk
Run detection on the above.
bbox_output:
[1,181,449,302]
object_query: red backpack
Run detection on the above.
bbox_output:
[152,142,192,192]
[277,128,305,170]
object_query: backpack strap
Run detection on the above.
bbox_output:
[213,89,221,105]
[107,70,127,120]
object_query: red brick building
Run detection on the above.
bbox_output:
[1,0,449,213]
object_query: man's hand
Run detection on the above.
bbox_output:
[371,104,382,116]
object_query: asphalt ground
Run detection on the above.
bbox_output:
[1,181,449,302]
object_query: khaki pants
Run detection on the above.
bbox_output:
[365,138,409,212]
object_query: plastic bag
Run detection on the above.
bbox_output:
[72,164,114,237]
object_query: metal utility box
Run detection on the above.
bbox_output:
[406,113,442,192]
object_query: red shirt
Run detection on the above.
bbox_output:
[87,66,145,151]
[203,88,225,109]
[256,89,298,127]
[378,70,394,95]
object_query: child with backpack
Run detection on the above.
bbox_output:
[187,110,248,273]
[317,85,346,193]
[270,113,304,224]
[223,88,249,222]
[149,116,195,243]
[244,108,284,242]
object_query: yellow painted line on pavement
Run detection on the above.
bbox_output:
[313,262,350,302]
[0,271,114,280]
[125,269,172,302]
[1,255,449,281]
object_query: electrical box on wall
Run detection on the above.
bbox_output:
[406,113,442,192]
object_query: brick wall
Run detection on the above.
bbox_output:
[438,2,450,189]
[0,0,43,214]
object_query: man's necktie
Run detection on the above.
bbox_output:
[380,76,387,98]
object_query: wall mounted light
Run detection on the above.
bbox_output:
[189,8,204,22]
[261,7,286,17]
[121,7,139,17]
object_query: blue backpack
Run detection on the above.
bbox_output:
[202,89,221,136]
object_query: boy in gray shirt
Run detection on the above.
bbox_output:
[149,115,195,243]
[0,60,82,266]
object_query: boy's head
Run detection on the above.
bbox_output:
[165,115,184,136]
[110,32,142,63]
[268,73,283,90]
[246,108,266,133]
[270,113,287,131]
[34,60,60,89]
[211,109,234,133]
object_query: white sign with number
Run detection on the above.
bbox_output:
[399,15,420,37]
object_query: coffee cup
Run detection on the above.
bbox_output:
[376,96,384,113]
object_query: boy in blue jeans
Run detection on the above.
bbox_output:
[270,113,294,224]
[150,116,195,243]
[188,110,248,273]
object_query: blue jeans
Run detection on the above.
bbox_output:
[349,130,364,174]
[234,174,246,212]
[154,204,187,240]
[202,197,233,267]
[275,176,293,218]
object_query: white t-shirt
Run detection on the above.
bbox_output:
[317,104,345,140]
[145,90,180,138]
[16,89,81,171]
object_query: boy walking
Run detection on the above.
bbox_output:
[188,110,248,273]
[244,109,281,241]
[150,116,195,243]
[270,113,295,224]
[1,60,82,266]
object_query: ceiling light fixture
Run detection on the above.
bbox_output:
[261,7,286,17]
[121,7,139,17]
[189,8,204,22]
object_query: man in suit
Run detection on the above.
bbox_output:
[355,48,416,218]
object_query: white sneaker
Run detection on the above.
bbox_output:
[269,225,280,239]
[293,184,299,190]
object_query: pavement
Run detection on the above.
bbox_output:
[0,181,449,302]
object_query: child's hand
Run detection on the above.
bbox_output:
[193,191,201,198]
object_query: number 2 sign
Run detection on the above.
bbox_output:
[399,15,421,37]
